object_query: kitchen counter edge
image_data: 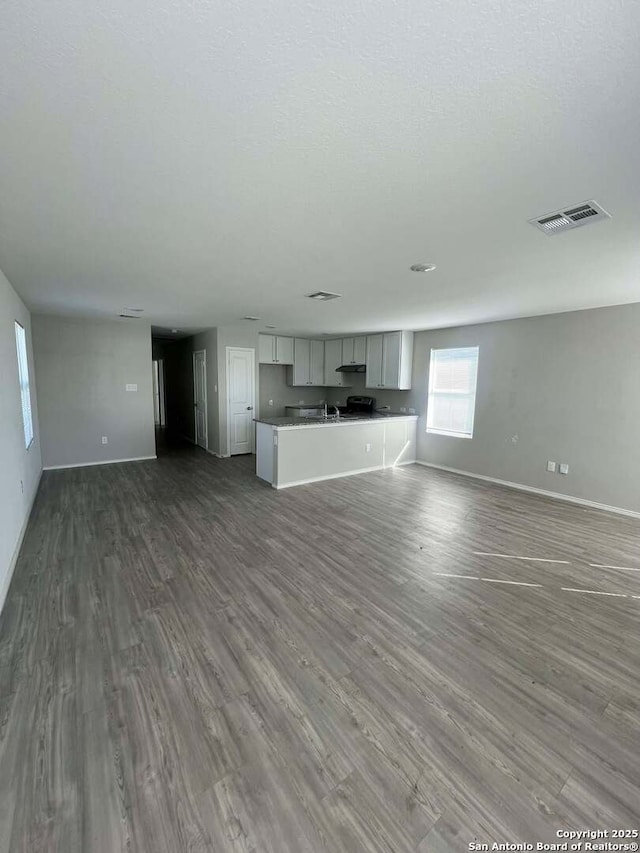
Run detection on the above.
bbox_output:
[254,414,419,430]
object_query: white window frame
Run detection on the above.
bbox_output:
[14,321,34,449]
[426,346,479,439]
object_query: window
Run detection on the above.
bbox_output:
[14,322,34,448]
[427,346,479,438]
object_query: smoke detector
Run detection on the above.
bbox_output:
[529,200,611,235]
[307,291,342,301]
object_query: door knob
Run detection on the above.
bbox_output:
[246,406,253,410]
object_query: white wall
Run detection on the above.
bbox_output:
[32,316,156,469]
[0,270,42,611]
[413,303,640,514]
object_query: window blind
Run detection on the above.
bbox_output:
[15,322,34,448]
[427,346,479,438]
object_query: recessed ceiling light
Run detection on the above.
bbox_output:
[119,313,141,319]
[124,307,144,313]
[409,263,436,272]
[244,315,261,321]
[265,324,276,329]
[307,291,342,301]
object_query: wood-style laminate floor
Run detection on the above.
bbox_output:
[1,441,639,851]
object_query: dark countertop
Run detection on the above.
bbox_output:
[254,413,418,428]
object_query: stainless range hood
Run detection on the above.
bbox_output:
[336,363,366,373]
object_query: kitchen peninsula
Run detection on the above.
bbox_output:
[255,414,418,489]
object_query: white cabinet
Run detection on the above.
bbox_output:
[365,335,383,388]
[366,331,413,390]
[259,334,274,363]
[258,334,295,365]
[310,339,325,385]
[289,338,325,386]
[276,336,294,364]
[324,339,351,387]
[342,337,366,365]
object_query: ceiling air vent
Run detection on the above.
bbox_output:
[307,291,342,301]
[529,200,610,235]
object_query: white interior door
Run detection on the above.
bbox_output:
[193,350,208,449]
[227,347,255,455]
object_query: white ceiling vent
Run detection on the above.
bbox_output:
[307,291,342,301]
[529,200,611,235]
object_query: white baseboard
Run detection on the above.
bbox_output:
[0,469,43,614]
[43,455,157,471]
[275,458,416,490]
[414,460,640,520]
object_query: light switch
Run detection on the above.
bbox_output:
[125,383,138,392]
[559,463,569,475]
[546,460,556,472]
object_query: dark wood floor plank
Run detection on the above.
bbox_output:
[0,442,639,850]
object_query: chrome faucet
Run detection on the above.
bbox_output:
[322,403,340,420]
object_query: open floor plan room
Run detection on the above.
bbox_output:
[2,0,640,849]
[1,447,639,850]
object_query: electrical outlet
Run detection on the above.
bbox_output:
[268,399,273,407]
[125,383,138,392]
[559,463,569,475]
[400,406,407,413]
[546,460,556,472]
[365,443,372,453]
[102,436,108,445]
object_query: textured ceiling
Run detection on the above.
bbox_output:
[1,0,639,335]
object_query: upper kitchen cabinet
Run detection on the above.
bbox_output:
[341,336,366,365]
[366,331,414,390]
[324,339,351,387]
[288,338,325,386]
[258,334,295,365]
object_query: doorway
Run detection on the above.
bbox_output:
[193,349,208,450]
[226,347,255,455]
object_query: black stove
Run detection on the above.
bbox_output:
[338,395,377,417]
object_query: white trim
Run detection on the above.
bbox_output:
[226,346,256,457]
[43,455,157,471]
[414,460,640,519]
[0,470,43,615]
[274,459,415,490]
